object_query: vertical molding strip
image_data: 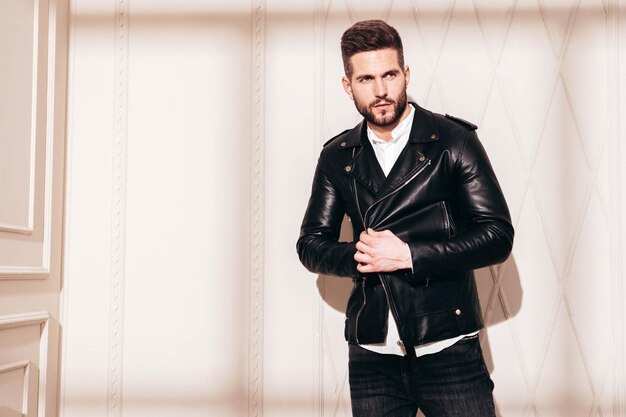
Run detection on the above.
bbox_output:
[58,0,77,412]
[249,1,265,417]
[609,0,625,415]
[313,1,325,416]
[108,0,129,416]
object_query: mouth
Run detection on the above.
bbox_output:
[373,101,393,108]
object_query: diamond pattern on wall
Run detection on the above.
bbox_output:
[387,0,430,102]
[561,0,608,167]
[473,0,515,61]
[533,303,595,417]
[410,0,456,65]
[408,0,456,107]
[498,0,559,166]
[531,79,590,277]
[508,192,561,384]
[486,304,533,417]
[565,192,612,384]
[318,1,619,416]
[480,86,527,221]
[538,0,578,56]
[436,0,493,121]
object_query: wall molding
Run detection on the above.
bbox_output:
[608,0,625,414]
[0,0,56,279]
[313,1,326,417]
[107,0,129,416]
[0,312,50,417]
[249,1,265,416]
[0,0,43,235]
[0,360,39,417]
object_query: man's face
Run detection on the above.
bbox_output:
[342,48,410,128]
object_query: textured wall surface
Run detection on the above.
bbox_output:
[61,1,625,416]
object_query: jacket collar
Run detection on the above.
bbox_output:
[343,102,435,197]
[341,102,440,149]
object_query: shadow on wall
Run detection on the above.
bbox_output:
[315,215,522,371]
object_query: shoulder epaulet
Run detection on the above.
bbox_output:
[323,129,351,147]
[445,114,478,130]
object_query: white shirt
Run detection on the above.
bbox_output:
[359,104,478,357]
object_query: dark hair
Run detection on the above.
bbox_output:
[341,20,404,78]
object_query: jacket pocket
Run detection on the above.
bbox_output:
[440,201,456,238]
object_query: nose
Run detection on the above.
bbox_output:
[374,78,387,98]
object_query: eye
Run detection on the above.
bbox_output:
[384,73,397,80]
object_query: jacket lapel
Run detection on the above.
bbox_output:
[376,144,428,198]
[342,103,439,200]
[343,122,386,195]
[374,103,439,199]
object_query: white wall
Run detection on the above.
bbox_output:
[60,1,626,416]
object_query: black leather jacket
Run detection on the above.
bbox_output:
[297,103,514,348]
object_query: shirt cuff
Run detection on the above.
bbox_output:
[405,243,413,273]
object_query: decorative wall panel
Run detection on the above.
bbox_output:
[0,0,68,416]
[0,312,49,417]
[0,0,55,277]
[0,0,38,233]
[0,360,39,417]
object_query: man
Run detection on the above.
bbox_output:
[297,20,514,417]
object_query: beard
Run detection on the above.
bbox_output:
[354,89,408,128]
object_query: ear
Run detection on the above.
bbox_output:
[342,76,354,100]
[404,65,410,87]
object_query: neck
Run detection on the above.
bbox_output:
[367,104,412,141]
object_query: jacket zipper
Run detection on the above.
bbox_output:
[362,160,432,224]
[352,157,431,344]
[351,147,367,344]
[441,200,456,238]
[364,160,431,331]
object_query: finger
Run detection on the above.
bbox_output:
[359,232,376,245]
[355,241,372,254]
[357,262,383,273]
[354,251,373,264]
[369,228,393,237]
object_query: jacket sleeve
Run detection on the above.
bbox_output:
[296,160,359,278]
[408,130,514,274]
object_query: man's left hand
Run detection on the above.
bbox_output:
[354,228,412,273]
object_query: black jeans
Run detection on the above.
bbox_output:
[348,336,496,417]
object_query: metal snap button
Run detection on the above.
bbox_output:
[345,166,352,173]
[455,309,461,316]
